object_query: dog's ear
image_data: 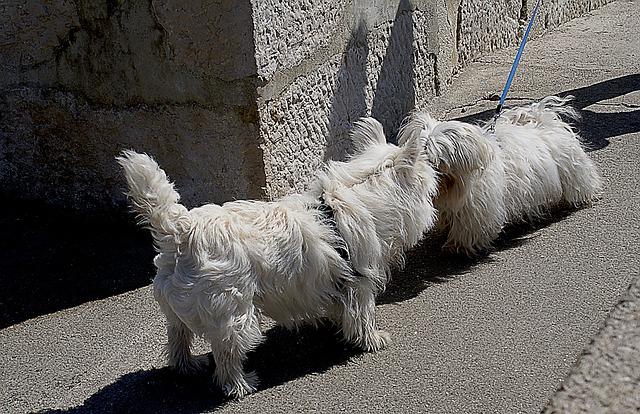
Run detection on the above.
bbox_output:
[350,117,386,153]
[428,121,494,173]
[397,123,423,165]
[397,111,437,146]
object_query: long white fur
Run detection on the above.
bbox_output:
[398,96,602,255]
[117,117,438,398]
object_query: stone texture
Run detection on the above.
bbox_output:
[0,0,614,211]
[0,87,264,210]
[0,0,264,210]
[252,0,346,80]
[0,0,79,89]
[257,1,440,198]
[456,0,523,65]
[1,1,258,105]
[536,0,614,34]
[456,0,615,66]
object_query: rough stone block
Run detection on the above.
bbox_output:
[0,0,264,210]
[258,1,441,198]
[457,0,523,65]
[0,0,614,211]
[0,87,265,210]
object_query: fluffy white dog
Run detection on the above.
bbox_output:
[117,118,438,397]
[398,96,602,255]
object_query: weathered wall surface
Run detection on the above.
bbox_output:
[0,0,613,211]
[456,0,523,65]
[256,0,441,197]
[0,87,263,209]
[0,0,265,210]
[456,0,614,66]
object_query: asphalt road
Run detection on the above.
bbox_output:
[1,1,639,413]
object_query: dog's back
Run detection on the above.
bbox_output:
[185,196,355,327]
[494,96,602,213]
[317,118,439,290]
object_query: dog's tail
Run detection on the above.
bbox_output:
[498,95,579,128]
[116,150,191,252]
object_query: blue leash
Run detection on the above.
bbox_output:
[493,0,542,122]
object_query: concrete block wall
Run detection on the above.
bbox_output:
[0,0,612,211]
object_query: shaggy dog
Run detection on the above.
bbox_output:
[398,96,602,255]
[117,118,438,397]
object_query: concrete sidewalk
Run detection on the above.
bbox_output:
[1,1,639,413]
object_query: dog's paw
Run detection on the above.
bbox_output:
[362,330,392,353]
[441,242,479,258]
[245,370,260,389]
[175,354,210,375]
[223,374,258,399]
[441,242,463,255]
[374,329,392,350]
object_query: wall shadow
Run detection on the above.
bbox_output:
[564,73,640,151]
[325,19,370,161]
[371,0,416,144]
[326,0,417,160]
[454,74,640,151]
[0,194,155,329]
[38,323,358,414]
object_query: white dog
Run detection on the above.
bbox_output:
[117,118,438,397]
[398,96,602,255]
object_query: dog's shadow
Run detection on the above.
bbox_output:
[380,208,576,304]
[38,324,358,414]
[37,209,577,414]
[455,73,640,152]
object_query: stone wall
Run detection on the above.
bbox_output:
[257,0,441,197]
[0,0,613,211]
[0,0,265,210]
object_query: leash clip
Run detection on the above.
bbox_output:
[488,103,503,132]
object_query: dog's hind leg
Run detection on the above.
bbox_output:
[206,303,263,398]
[158,302,209,375]
[555,145,602,206]
[339,278,390,352]
[153,255,208,374]
[167,319,210,374]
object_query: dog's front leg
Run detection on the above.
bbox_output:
[339,277,391,352]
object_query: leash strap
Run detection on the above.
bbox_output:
[317,194,366,283]
[317,194,350,262]
[495,0,542,116]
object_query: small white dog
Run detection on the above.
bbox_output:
[398,96,602,255]
[117,118,438,397]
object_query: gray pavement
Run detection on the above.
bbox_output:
[1,1,639,413]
